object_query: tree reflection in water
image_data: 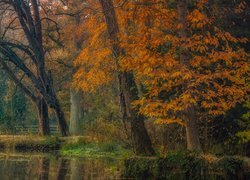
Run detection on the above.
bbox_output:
[39,157,50,180]
[57,158,70,180]
[0,154,121,180]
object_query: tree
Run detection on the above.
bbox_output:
[74,0,155,155]
[69,89,83,135]
[43,0,87,135]
[115,0,248,151]
[177,0,201,150]
[0,0,68,136]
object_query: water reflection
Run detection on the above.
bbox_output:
[39,157,50,180]
[0,153,122,180]
[57,159,70,180]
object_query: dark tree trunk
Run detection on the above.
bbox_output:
[54,99,68,136]
[123,72,155,155]
[178,0,201,151]
[99,0,155,155]
[37,97,50,136]
[57,159,70,180]
[47,71,69,136]
[185,105,201,150]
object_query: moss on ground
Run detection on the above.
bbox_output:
[60,141,132,158]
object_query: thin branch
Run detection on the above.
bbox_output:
[0,60,37,102]
[0,45,43,93]
[1,16,18,39]
[0,40,37,64]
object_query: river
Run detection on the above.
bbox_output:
[0,152,122,180]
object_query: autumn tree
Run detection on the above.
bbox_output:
[42,0,88,135]
[177,0,201,150]
[115,0,249,150]
[73,0,249,152]
[73,0,155,155]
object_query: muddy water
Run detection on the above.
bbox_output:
[0,153,123,180]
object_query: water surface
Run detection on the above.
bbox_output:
[0,153,122,180]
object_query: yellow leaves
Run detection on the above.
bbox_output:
[72,11,114,93]
[155,118,185,126]
[224,32,238,43]
[188,9,209,29]
[196,45,208,53]
[171,71,182,78]
[73,67,113,93]
[190,56,207,67]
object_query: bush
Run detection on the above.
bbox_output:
[123,152,248,179]
[83,118,129,145]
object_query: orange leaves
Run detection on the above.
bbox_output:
[72,0,249,125]
[196,0,208,10]
[74,44,114,92]
[155,118,185,126]
[73,67,112,92]
[128,1,248,123]
[188,9,210,29]
[72,5,115,93]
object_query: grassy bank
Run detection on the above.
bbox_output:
[1,135,249,179]
[60,141,132,158]
[124,151,250,179]
[0,135,132,158]
[0,135,61,152]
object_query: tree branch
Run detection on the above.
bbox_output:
[0,60,37,102]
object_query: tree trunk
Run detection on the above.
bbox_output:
[56,159,70,180]
[54,99,68,136]
[178,0,201,151]
[47,71,69,136]
[185,105,201,150]
[37,97,50,136]
[21,0,69,137]
[123,72,155,155]
[69,89,83,135]
[99,0,155,155]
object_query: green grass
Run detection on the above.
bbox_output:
[0,135,133,159]
[60,142,133,158]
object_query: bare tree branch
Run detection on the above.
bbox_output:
[0,59,37,102]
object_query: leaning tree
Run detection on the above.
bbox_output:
[0,0,68,136]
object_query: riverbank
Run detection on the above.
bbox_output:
[61,141,132,158]
[1,135,250,179]
[0,135,132,158]
[0,135,61,152]
[124,152,250,179]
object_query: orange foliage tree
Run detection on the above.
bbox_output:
[74,0,249,150]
